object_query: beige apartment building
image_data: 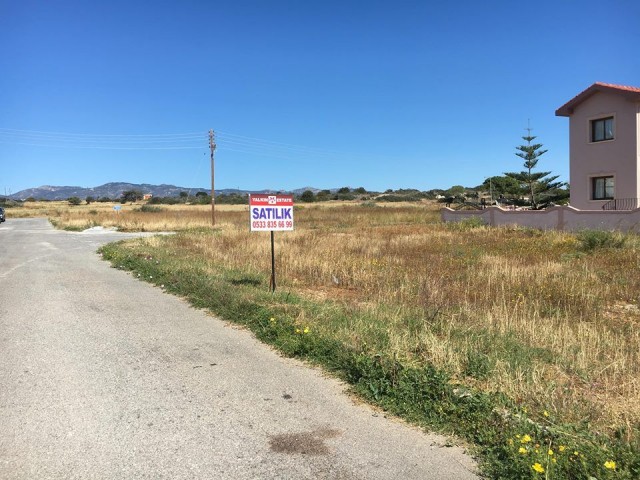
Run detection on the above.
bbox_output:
[556,82,640,210]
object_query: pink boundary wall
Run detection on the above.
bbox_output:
[441,206,640,232]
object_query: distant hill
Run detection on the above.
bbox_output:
[7,182,330,201]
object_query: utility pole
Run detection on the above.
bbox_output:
[209,129,216,226]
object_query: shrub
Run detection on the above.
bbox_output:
[333,193,355,201]
[446,216,486,230]
[193,194,212,205]
[376,194,422,202]
[300,190,315,203]
[576,230,627,252]
[216,194,247,205]
[139,205,163,213]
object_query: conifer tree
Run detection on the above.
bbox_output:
[504,128,565,209]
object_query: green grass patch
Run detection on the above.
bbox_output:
[99,235,640,479]
[576,230,627,252]
[445,216,486,231]
[138,204,164,213]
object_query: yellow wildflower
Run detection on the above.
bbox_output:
[543,410,549,417]
[559,445,566,452]
[303,327,310,334]
[295,328,301,334]
[552,458,557,464]
[532,463,545,473]
[518,447,527,454]
[604,460,616,470]
[548,449,554,456]
[521,434,532,444]
[270,317,276,323]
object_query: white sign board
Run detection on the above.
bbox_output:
[249,194,294,232]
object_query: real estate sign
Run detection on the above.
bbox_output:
[249,194,294,232]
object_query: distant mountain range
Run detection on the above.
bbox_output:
[6,182,328,201]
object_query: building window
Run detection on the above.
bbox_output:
[592,176,614,200]
[591,117,614,142]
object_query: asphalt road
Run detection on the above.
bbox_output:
[0,218,478,479]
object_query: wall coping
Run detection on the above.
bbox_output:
[441,205,640,215]
[441,205,640,232]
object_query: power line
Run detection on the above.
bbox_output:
[0,132,204,142]
[0,128,205,138]
[216,137,339,159]
[0,128,206,150]
[217,130,343,156]
[0,136,205,145]
[217,144,324,162]
[0,141,205,150]
[0,127,372,162]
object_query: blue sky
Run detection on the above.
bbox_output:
[1,0,639,195]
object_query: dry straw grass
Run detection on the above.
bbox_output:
[21,200,640,434]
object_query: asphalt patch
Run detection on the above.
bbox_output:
[268,428,341,455]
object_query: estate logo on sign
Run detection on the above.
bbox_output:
[249,194,294,231]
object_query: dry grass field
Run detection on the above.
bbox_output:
[204,206,640,435]
[9,200,640,475]
[7,200,231,231]
[15,200,639,434]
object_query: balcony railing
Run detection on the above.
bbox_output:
[601,198,640,210]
